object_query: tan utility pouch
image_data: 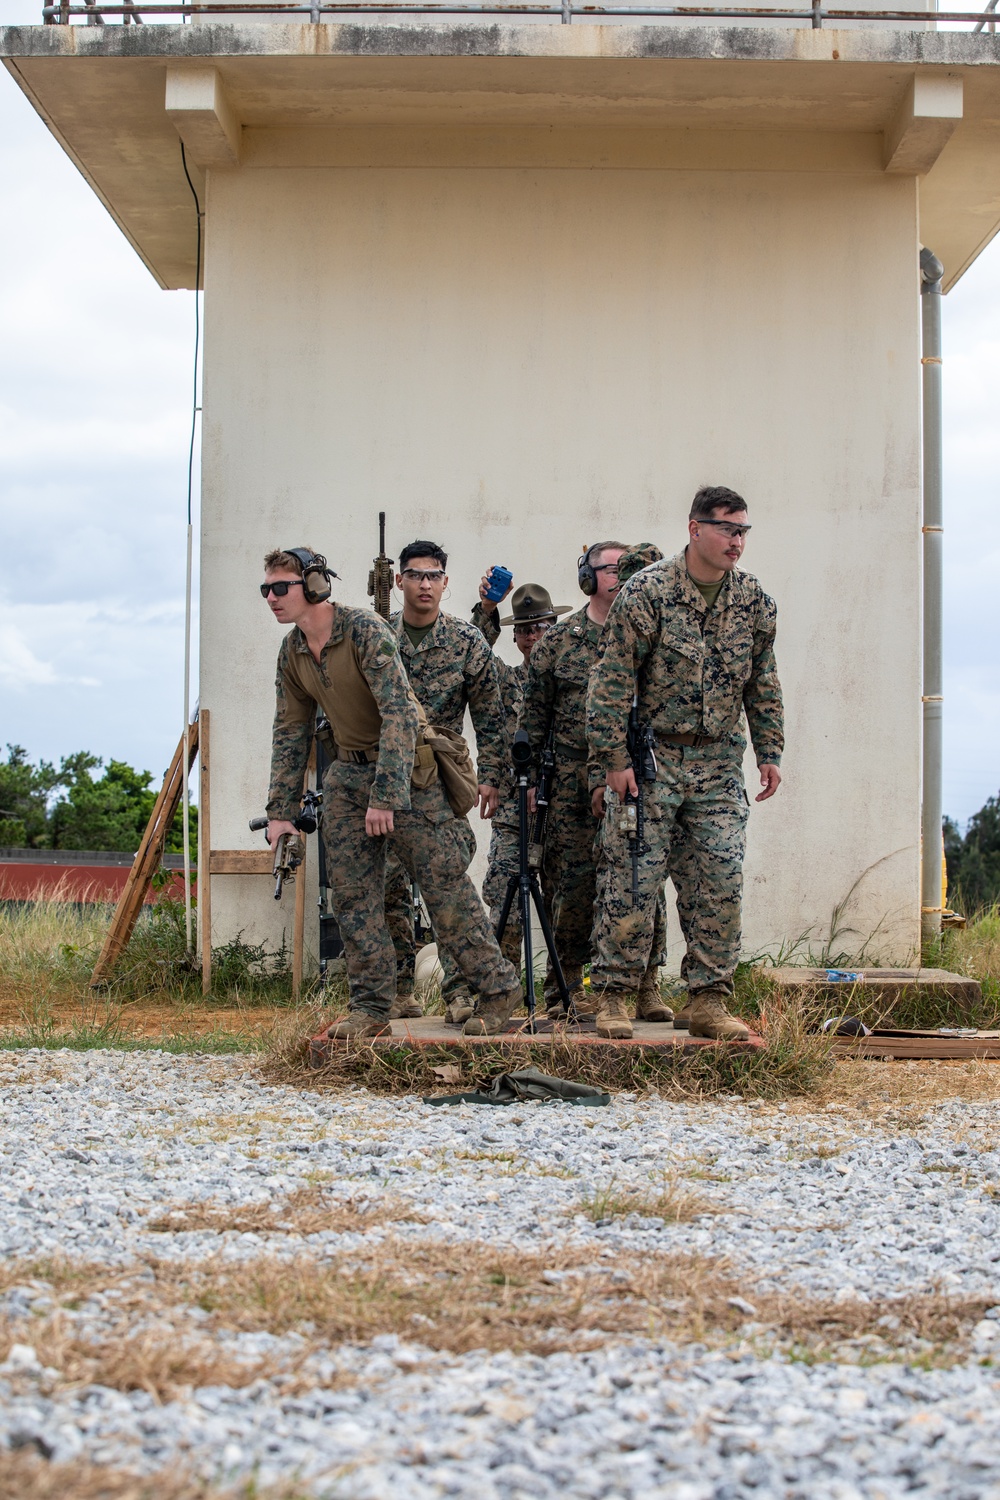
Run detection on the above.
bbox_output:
[411,702,478,817]
[422,723,479,817]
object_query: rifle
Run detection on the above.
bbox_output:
[249,789,319,901]
[621,693,657,907]
[367,511,394,621]
[528,717,555,873]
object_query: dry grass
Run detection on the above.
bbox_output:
[265,995,837,1102]
[815,1057,1000,1118]
[1,1240,994,1388]
[0,1454,304,1500]
[0,1310,280,1404]
[147,1185,426,1236]
[0,892,305,1025]
[574,1173,716,1224]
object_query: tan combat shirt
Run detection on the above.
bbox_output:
[266,604,419,818]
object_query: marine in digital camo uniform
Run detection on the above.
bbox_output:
[383,540,508,1026]
[586,488,784,1042]
[472,579,571,970]
[517,540,668,1028]
[262,546,522,1040]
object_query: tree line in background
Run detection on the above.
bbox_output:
[0,745,195,856]
[945,794,1000,915]
[2,741,997,907]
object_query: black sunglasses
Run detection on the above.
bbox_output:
[260,580,305,599]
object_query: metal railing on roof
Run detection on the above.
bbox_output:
[37,0,1000,29]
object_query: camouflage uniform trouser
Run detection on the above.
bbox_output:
[322,763,516,1018]
[542,759,666,1001]
[543,758,598,979]
[384,823,476,1001]
[590,744,748,998]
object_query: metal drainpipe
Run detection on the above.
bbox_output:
[920,246,944,952]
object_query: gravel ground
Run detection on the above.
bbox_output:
[2,1048,1000,1497]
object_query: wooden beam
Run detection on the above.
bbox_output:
[293,836,307,1002]
[292,743,316,1002]
[209,850,274,876]
[199,709,212,996]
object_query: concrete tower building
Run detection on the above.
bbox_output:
[4,4,1000,967]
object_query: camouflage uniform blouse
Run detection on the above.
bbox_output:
[518,606,604,765]
[586,552,784,782]
[267,605,418,817]
[471,601,528,810]
[391,610,506,789]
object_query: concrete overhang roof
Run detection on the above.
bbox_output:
[3,21,1000,289]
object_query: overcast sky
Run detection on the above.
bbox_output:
[1,11,998,825]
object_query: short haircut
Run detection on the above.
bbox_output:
[690,486,748,520]
[399,540,448,570]
[263,548,316,575]
[587,540,629,563]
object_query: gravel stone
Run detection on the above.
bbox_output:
[2,1049,1000,1495]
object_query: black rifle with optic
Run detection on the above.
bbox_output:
[622,694,657,907]
[528,716,556,874]
[249,790,319,901]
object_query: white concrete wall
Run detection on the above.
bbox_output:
[199,161,922,970]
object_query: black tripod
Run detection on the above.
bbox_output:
[495,730,574,1029]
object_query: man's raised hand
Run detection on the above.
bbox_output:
[478,574,514,614]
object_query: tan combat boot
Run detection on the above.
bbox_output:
[635,972,674,1024]
[390,991,423,1020]
[444,997,475,1027]
[462,987,521,1036]
[686,991,750,1042]
[594,992,633,1040]
[327,1013,392,1041]
[547,978,597,1022]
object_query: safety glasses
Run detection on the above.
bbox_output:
[698,520,752,539]
[400,569,446,583]
[260,580,305,598]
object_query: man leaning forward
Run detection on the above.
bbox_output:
[586,487,784,1041]
[262,546,523,1038]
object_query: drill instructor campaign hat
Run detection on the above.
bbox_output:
[500,584,572,627]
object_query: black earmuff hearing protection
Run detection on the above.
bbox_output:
[286,547,339,605]
[577,543,598,596]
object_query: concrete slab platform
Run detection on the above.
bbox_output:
[760,966,982,1008]
[308,1014,764,1067]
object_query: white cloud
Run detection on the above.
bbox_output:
[0,623,61,688]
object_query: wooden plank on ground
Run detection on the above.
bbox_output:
[834,1034,1000,1060]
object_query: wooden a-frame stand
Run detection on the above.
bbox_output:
[90,708,309,998]
[90,714,200,987]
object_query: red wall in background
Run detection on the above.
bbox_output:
[0,863,192,903]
